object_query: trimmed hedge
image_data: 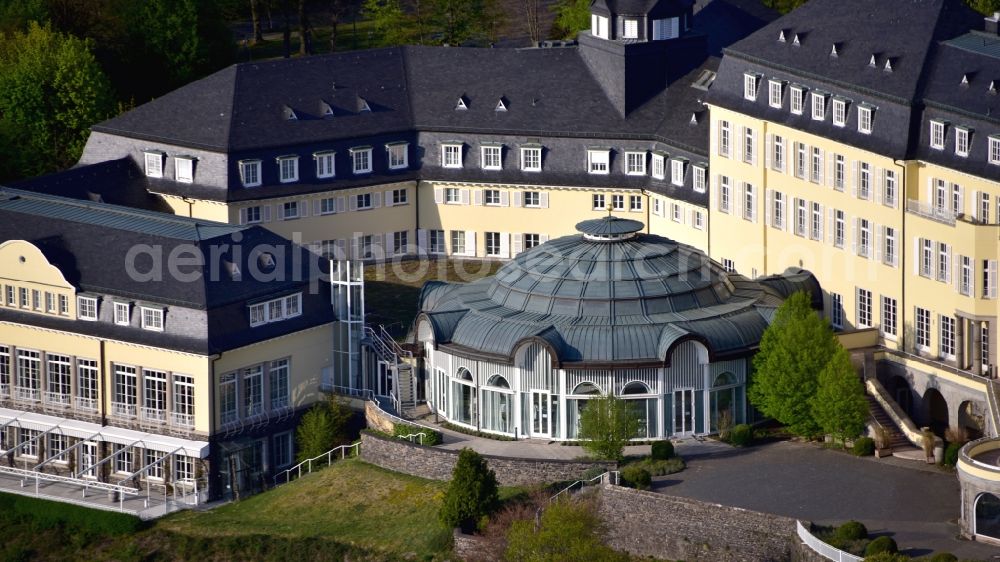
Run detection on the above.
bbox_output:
[621,465,652,490]
[650,440,674,460]
[391,423,443,446]
[835,520,869,541]
[0,492,143,536]
[729,424,753,447]
[864,536,898,556]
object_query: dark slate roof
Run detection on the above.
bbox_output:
[575,216,645,236]
[0,188,326,309]
[12,158,172,214]
[693,0,779,57]
[417,222,820,364]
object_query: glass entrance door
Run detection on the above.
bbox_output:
[377,361,393,397]
[673,389,695,436]
[80,442,97,479]
[531,391,550,438]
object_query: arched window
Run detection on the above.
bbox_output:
[486,374,510,389]
[713,372,737,387]
[572,382,601,395]
[622,381,650,395]
[457,367,473,382]
[976,492,1000,541]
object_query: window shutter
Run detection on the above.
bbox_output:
[973,190,981,221]
[712,175,720,210]
[461,189,471,205]
[261,206,271,222]
[385,191,394,207]
[765,134,773,169]
[351,234,361,260]
[277,204,286,221]
[826,155,835,188]
[946,246,953,283]
[687,209,694,226]
[349,196,358,211]
[875,225,883,262]
[434,188,444,204]
[313,199,322,215]
[817,149,825,184]
[417,229,428,255]
[335,239,347,260]
[765,189,773,228]
[826,208,833,244]
[749,129,758,166]
[874,168,883,205]
[990,261,998,298]
[851,219,858,254]
[817,204,825,240]
[513,233,523,255]
[957,185,965,216]
[473,190,483,206]
[850,160,858,198]
[372,192,382,208]
[736,182,744,219]
[300,200,309,217]
[953,254,961,292]
[384,232,394,256]
[239,208,247,225]
[513,191,522,207]
[926,178,934,209]
[465,231,477,257]
[499,233,510,259]
[540,192,549,208]
[498,191,509,207]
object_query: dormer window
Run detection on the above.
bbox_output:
[175,156,194,183]
[743,73,761,101]
[350,146,373,174]
[495,98,507,112]
[481,145,502,170]
[144,151,164,178]
[811,92,826,121]
[652,18,679,40]
[442,143,463,168]
[78,296,98,321]
[671,159,687,186]
[591,14,609,39]
[520,146,542,172]
[693,165,707,193]
[624,151,646,175]
[832,98,847,127]
[141,307,164,332]
[651,153,666,179]
[989,136,1000,165]
[857,105,873,135]
[622,18,639,39]
[929,121,946,150]
[768,80,784,108]
[587,149,610,174]
[315,151,336,178]
[358,97,371,112]
[277,155,299,183]
[456,96,468,110]
[387,142,408,170]
[955,128,970,157]
[790,86,805,115]
[239,159,262,187]
[114,302,130,326]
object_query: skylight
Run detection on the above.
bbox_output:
[456,96,468,110]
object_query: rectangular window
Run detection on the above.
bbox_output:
[220,372,237,425]
[387,143,408,169]
[351,147,372,174]
[442,144,462,168]
[78,296,97,321]
[481,146,502,170]
[720,176,731,213]
[743,184,755,222]
[5,286,13,306]
[795,143,807,178]
[30,289,39,310]
[392,231,408,255]
[143,369,167,421]
[175,157,194,183]
[671,160,685,185]
[719,120,731,157]
[834,154,845,190]
[245,206,262,223]
[857,162,870,199]
[625,152,646,175]
[520,147,541,171]
[239,160,261,187]
[881,296,897,338]
[46,354,71,402]
[693,166,706,193]
[592,194,605,211]
[175,456,194,482]
[484,189,501,206]
[144,152,163,178]
[429,230,445,254]
[145,449,163,479]
[113,444,132,473]
[141,307,163,331]
[612,194,625,211]
[15,349,40,402]
[831,293,844,328]
[485,232,501,257]
[811,147,822,183]
[772,192,784,229]
[623,18,638,39]
[937,243,951,283]
[884,226,896,266]
[278,156,299,183]
[884,170,897,207]
[858,106,873,134]
[524,234,541,250]
[173,374,195,426]
[772,135,784,172]
[930,121,945,150]
[722,259,736,273]
[915,307,931,349]
[858,218,871,257]
[694,211,704,229]
[961,255,973,296]
[984,259,998,299]
[743,127,755,164]
[834,210,845,248]
[671,203,681,222]
[588,150,610,174]
[857,288,872,328]
[58,294,68,315]
[790,86,804,114]
[451,231,466,255]
[77,359,98,408]
[651,154,665,179]
[281,201,299,220]
[990,137,1000,165]
[768,80,783,108]
[940,315,956,358]
[832,99,847,127]
[49,434,67,463]
[315,151,335,178]
[955,128,970,157]
[244,365,263,416]
[744,73,759,100]
[113,364,137,417]
[319,198,336,215]
[523,191,541,207]
[445,188,461,204]
[114,302,130,326]
[355,193,372,210]
[811,202,822,240]
[796,198,807,237]
[811,93,826,120]
[920,238,933,277]
[274,431,293,468]
[19,288,27,308]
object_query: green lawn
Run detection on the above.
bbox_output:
[159,459,450,557]
[364,258,503,337]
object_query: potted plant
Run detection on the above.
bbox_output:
[873,426,892,458]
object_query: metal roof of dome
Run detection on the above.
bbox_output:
[416,224,821,366]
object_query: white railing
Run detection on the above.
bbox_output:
[907,199,956,225]
[327,385,437,436]
[220,411,238,426]
[273,442,360,486]
[14,387,39,402]
[549,471,621,504]
[396,433,425,445]
[271,395,289,410]
[43,392,70,406]
[171,412,195,428]
[796,521,863,562]
[140,407,167,422]
[75,396,98,411]
[111,402,136,418]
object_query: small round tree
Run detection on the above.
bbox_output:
[440,448,499,532]
[811,346,869,447]
[578,395,640,461]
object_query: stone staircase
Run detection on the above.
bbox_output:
[865,395,911,451]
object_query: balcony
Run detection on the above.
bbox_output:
[111,402,136,419]
[220,410,238,427]
[75,397,98,412]
[271,396,290,410]
[907,199,956,225]
[43,392,70,408]
[171,412,195,428]
[140,407,167,423]
[14,388,39,403]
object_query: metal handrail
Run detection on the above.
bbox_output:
[273,442,360,486]
[396,433,425,445]
[326,385,437,435]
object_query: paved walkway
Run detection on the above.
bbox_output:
[0,470,175,518]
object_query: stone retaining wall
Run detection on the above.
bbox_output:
[359,432,615,486]
[597,484,799,562]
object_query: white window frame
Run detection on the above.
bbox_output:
[693,166,706,193]
[78,296,98,321]
[881,296,897,339]
[857,106,873,134]
[651,154,666,179]
[175,157,194,183]
[140,307,164,332]
[113,302,130,326]
[592,194,605,211]
[484,232,501,257]
[811,93,826,121]
[588,150,610,174]
[930,121,945,150]
[955,128,970,157]
[790,86,804,115]
[144,152,164,178]
[768,80,783,108]
[671,159,686,186]
[239,159,262,187]
[622,18,639,39]
[856,288,872,328]
[625,151,646,175]
[915,307,931,350]
[520,147,542,172]
[442,144,463,168]
[481,146,502,170]
[277,155,299,183]
[989,137,1000,165]
[832,99,847,127]
[387,143,408,170]
[282,200,300,220]
[351,147,373,175]
[523,191,541,208]
[630,195,643,212]
[744,73,760,101]
[315,151,336,178]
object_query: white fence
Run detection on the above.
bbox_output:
[796,521,863,562]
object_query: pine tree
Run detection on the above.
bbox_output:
[749,291,836,437]
[439,448,499,531]
[811,346,868,447]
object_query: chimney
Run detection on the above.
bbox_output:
[986,12,1000,35]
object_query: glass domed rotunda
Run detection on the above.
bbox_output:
[414,217,820,440]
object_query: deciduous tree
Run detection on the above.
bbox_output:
[749,291,836,437]
[578,395,640,461]
[505,499,629,562]
[811,346,868,447]
[552,0,589,39]
[363,0,410,46]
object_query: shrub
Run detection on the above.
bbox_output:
[439,448,499,531]
[505,499,629,561]
[853,437,875,457]
[621,465,652,490]
[621,457,685,477]
[392,423,442,446]
[864,536,898,556]
[928,553,958,562]
[0,493,142,536]
[943,442,961,467]
[582,466,608,481]
[863,553,909,562]
[944,426,969,445]
[578,395,641,461]
[650,440,674,460]
[730,424,753,446]
[835,520,869,541]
